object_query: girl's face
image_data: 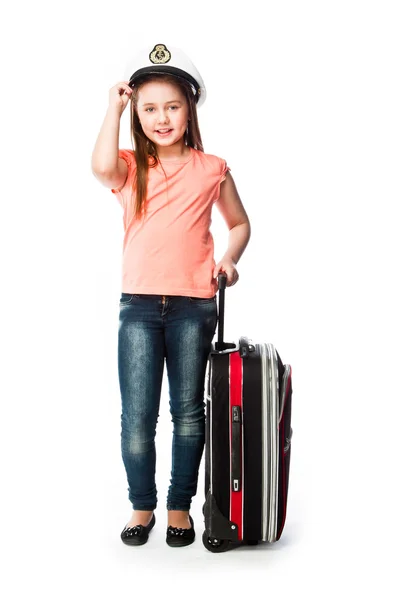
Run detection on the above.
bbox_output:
[136,80,189,151]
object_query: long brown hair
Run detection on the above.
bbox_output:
[127,73,204,220]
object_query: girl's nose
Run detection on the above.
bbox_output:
[157,111,169,123]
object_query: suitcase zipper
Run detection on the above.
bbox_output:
[260,343,269,541]
[268,344,279,542]
[260,343,279,543]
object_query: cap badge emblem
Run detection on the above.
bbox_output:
[149,44,171,64]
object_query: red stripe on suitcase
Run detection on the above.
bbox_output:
[229,351,243,540]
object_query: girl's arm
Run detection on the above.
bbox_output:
[91,82,132,189]
[215,171,251,264]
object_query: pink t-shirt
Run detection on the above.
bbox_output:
[111,146,230,298]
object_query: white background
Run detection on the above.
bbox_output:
[1,0,399,597]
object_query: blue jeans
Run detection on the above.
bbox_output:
[118,293,218,511]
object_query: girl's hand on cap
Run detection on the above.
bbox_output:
[109,81,133,114]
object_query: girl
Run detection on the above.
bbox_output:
[91,43,251,547]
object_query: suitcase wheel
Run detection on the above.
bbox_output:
[202,531,230,553]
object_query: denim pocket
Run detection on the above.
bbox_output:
[119,293,137,306]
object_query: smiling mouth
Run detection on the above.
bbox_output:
[156,129,172,133]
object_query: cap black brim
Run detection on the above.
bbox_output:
[128,66,200,102]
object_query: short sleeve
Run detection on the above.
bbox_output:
[220,158,231,184]
[213,157,231,204]
[111,149,136,194]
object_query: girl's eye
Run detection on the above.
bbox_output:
[145,106,178,112]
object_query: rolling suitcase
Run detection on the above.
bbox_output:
[202,273,293,552]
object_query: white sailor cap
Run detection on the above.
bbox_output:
[123,43,206,108]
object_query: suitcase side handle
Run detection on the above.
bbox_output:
[231,406,242,492]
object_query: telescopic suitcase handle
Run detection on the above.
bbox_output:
[216,273,237,352]
[216,272,254,356]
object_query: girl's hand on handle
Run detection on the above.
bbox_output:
[213,257,239,287]
[109,81,133,114]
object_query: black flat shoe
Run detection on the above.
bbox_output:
[166,515,195,547]
[120,512,156,546]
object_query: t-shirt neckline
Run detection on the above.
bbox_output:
[158,146,194,165]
